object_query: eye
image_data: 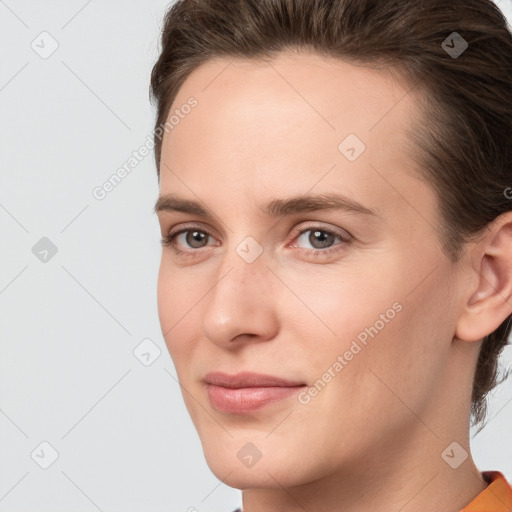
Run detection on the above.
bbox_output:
[160,223,352,258]
[161,226,217,255]
[291,226,351,257]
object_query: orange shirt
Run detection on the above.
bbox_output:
[461,471,512,511]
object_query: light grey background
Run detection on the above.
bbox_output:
[1,1,511,511]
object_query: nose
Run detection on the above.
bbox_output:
[200,243,280,348]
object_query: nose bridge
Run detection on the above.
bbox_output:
[212,233,269,308]
[200,234,279,344]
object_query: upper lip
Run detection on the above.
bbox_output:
[203,371,305,389]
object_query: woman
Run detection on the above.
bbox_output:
[151,0,512,510]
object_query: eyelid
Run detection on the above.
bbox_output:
[167,221,219,238]
[288,221,352,246]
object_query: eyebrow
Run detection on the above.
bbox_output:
[154,192,379,219]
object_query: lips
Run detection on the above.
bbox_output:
[203,371,307,414]
[203,371,305,388]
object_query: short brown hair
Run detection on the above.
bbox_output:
[150,0,512,430]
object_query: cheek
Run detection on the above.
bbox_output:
[341,269,456,426]
[279,259,402,354]
[283,255,448,408]
[156,260,174,340]
[156,259,200,360]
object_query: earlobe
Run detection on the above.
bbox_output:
[455,214,512,343]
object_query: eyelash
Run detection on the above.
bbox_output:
[160,224,352,258]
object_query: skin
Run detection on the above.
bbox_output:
[155,51,512,512]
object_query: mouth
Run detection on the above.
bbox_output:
[203,371,307,414]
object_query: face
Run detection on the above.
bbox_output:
[156,52,467,488]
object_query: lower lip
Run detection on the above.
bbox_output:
[205,384,306,414]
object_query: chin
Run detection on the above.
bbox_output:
[205,456,298,489]
[200,439,313,490]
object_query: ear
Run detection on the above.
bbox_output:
[455,212,512,342]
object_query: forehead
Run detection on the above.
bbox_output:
[159,51,433,225]
[166,52,417,136]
